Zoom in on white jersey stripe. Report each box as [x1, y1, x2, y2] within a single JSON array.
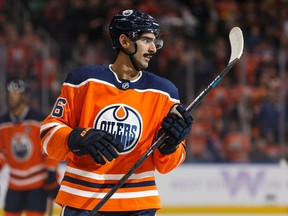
[[66, 166, 155, 181], [60, 185, 159, 199], [42, 124, 67, 154]]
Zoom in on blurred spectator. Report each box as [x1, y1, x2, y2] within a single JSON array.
[[86, 0, 106, 42], [192, 46, 215, 95], [249, 137, 273, 163], [254, 79, 284, 142], [165, 35, 190, 103], [223, 119, 251, 162], [69, 33, 94, 67], [4, 22, 31, 80], [186, 123, 213, 162]]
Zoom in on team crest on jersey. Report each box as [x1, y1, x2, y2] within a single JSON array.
[[94, 104, 142, 153], [11, 133, 33, 162]]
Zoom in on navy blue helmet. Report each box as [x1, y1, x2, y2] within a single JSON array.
[[109, 10, 163, 50], [7, 79, 27, 93]]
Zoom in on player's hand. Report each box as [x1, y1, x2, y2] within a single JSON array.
[[68, 127, 123, 165], [157, 104, 193, 155], [44, 170, 60, 199]]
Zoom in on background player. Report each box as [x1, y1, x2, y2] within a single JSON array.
[[40, 9, 193, 216], [0, 79, 60, 216]]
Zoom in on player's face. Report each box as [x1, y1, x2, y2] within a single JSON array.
[[6, 91, 25, 111], [133, 33, 157, 69]]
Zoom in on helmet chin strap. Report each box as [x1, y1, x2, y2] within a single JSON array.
[[120, 42, 141, 71]]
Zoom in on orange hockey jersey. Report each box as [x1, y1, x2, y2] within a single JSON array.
[[0, 107, 58, 191], [40, 64, 187, 211]]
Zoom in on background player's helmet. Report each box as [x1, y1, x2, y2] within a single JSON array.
[[109, 9, 163, 50], [7, 79, 27, 93]]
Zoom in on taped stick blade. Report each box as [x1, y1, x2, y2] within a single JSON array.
[[228, 27, 244, 64]]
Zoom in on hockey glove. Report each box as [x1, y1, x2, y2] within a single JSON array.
[[158, 104, 193, 155], [44, 170, 60, 199], [68, 127, 123, 165]]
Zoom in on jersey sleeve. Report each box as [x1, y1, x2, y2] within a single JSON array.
[[153, 141, 186, 174], [40, 72, 81, 162], [43, 151, 60, 170], [150, 82, 187, 174]]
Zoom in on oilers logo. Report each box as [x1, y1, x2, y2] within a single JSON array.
[[94, 104, 142, 153], [11, 133, 33, 162]]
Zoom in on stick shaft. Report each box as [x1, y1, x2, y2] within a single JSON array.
[[186, 58, 238, 112], [47, 197, 54, 216]]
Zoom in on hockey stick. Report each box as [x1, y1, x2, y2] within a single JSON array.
[[46, 197, 54, 216], [90, 26, 244, 216]]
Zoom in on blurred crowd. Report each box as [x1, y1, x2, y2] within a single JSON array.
[[0, 0, 288, 163]]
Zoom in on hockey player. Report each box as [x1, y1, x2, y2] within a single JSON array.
[[40, 9, 193, 216], [0, 79, 60, 216]]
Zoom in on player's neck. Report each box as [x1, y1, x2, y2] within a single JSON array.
[[10, 104, 28, 119], [111, 57, 140, 80]]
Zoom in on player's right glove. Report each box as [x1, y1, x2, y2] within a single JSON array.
[[68, 127, 123, 165], [157, 104, 193, 155]]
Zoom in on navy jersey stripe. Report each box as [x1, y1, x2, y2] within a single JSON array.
[[63, 175, 156, 189]]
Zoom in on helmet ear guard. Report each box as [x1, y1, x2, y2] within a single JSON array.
[[109, 9, 163, 50]]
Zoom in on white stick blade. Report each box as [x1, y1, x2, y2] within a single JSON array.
[[228, 27, 244, 63]]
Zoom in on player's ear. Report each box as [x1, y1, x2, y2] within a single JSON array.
[[119, 34, 130, 48]]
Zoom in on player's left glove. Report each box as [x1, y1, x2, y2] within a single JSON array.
[[44, 170, 60, 199], [157, 104, 193, 155], [68, 127, 123, 165]]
